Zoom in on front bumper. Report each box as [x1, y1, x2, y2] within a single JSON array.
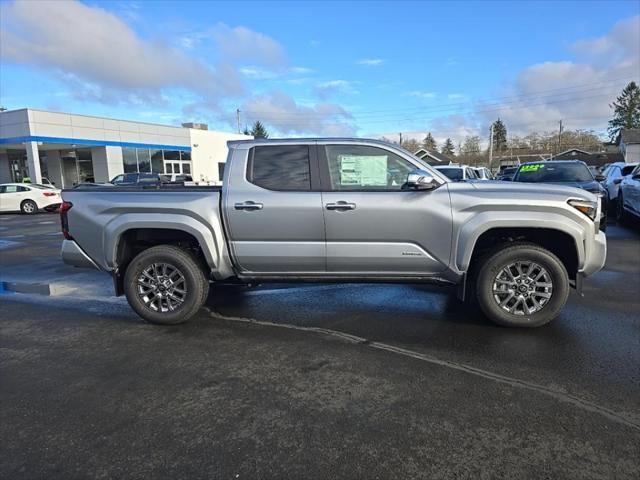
[[61, 239, 100, 270], [579, 230, 607, 277]]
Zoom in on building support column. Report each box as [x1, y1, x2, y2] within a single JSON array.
[[25, 141, 43, 184], [46, 150, 63, 188]]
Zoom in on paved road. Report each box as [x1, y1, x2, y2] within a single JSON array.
[[1, 212, 639, 479]]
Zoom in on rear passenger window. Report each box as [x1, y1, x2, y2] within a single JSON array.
[[250, 145, 311, 191]]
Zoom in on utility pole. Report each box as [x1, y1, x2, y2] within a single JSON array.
[[557, 119, 563, 156], [399, 132, 403, 145], [236, 109, 241, 134], [488, 123, 494, 173]]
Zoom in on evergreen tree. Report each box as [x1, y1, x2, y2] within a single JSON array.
[[441, 138, 455, 156], [250, 120, 269, 139], [608, 81, 640, 141], [242, 126, 250, 135], [491, 118, 508, 152], [422, 132, 437, 151]]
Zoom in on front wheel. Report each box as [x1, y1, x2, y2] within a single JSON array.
[[475, 243, 569, 328], [124, 245, 209, 325], [20, 200, 38, 214]]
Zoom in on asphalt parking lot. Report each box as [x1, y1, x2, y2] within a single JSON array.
[[1, 212, 639, 479]]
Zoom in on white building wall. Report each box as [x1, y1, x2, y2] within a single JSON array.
[[27, 109, 191, 148], [624, 144, 640, 163], [188, 129, 252, 183]]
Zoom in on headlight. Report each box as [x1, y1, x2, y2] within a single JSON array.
[[568, 199, 598, 221]]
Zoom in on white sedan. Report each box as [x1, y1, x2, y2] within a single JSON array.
[[0, 183, 62, 214]]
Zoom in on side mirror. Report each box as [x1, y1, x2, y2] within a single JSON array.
[[406, 169, 439, 190], [595, 174, 605, 182], [633, 174, 640, 181], [613, 178, 623, 185]]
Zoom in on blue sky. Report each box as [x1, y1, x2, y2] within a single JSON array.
[[1, 0, 639, 144]]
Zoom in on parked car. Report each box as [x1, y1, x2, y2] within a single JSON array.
[[110, 173, 169, 186], [61, 138, 606, 329], [0, 183, 62, 214], [432, 165, 478, 181], [472, 167, 493, 180], [512, 160, 608, 230], [159, 174, 193, 183], [617, 163, 640, 223], [601, 162, 638, 202], [497, 167, 518, 181]]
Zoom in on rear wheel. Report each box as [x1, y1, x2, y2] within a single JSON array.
[[474, 243, 569, 328], [124, 245, 209, 325], [20, 199, 38, 214]]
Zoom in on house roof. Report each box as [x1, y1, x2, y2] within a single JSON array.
[[621, 128, 640, 145], [413, 148, 453, 163]]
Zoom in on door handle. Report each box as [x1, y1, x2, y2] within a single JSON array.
[[325, 201, 356, 211], [234, 201, 263, 211]]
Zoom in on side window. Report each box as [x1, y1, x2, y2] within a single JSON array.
[[111, 175, 124, 184], [324, 145, 415, 191], [250, 145, 311, 191], [18, 186, 30, 192], [4, 185, 19, 193], [124, 173, 138, 183], [0, 186, 6, 193]]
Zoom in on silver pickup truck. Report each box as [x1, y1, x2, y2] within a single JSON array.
[[60, 138, 606, 328]]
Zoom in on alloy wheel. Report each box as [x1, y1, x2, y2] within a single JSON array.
[[492, 261, 553, 316], [136, 262, 187, 312]]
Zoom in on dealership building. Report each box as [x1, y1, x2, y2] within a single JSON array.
[[0, 108, 251, 187]]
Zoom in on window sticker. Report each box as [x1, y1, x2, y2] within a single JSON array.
[[520, 164, 545, 173], [339, 155, 388, 186]]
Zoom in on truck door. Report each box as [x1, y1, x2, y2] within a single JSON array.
[[318, 143, 452, 274], [224, 143, 325, 273]]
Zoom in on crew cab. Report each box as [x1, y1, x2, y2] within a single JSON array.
[[60, 139, 607, 328]]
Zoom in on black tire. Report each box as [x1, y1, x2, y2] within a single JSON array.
[[124, 245, 209, 325], [474, 243, 569, 328], [20, 199, 38, 215]]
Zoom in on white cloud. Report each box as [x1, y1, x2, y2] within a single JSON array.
[[315, 80, 359, 99], [480, 15, 640, 136], [290, 66, 314, 74], [242, 91, 356, 136], [407, 91, 438, 100], [0, 0, 243, 101], [448, 93, 465, 100], [211, 22, 286, 66], [357, 58, 385, 66]]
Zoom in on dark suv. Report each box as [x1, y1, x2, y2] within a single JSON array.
[[110, 173, 167, 186], [512, 160, 607, 229]]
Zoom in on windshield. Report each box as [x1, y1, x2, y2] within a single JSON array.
[[435, 168, 463, 181], [514, 163, 593, 183]]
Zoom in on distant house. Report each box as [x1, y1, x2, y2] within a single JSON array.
[[552, 148, 623, 167], [619, 128, 640, 163], [413, 148, 453, 165]]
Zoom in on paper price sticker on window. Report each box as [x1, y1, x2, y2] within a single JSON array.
[[339, 155, 388, 186], [520, 164, 545, 172]]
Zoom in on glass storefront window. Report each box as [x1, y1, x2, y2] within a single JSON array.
[[137, 149, 151, 172], [180, 151, 191, 161], [182, 163, 191, 174], [163, 150, 180, 161], [151, 150, 163, 173], [122, 148, 137, 173]]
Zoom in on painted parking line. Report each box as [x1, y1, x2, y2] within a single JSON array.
[[38, 221, 56, 225]]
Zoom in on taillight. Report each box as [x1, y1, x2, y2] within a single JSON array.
[[60, 201, 73, 240], [43, 191, 57, 197]]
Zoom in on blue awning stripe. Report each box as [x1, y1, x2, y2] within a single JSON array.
[[0, 135, 191, 151]]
